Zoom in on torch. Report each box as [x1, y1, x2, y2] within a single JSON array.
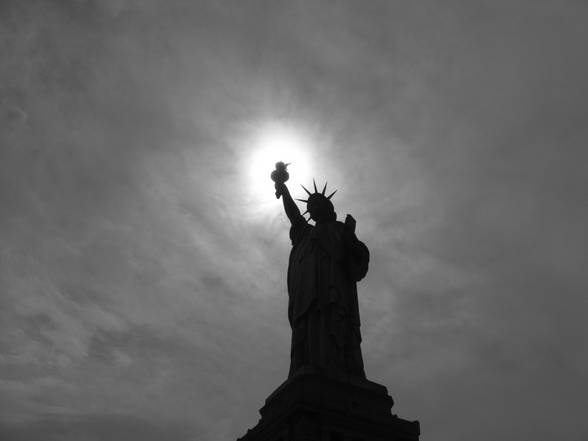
[[270, 161, 290, 198]]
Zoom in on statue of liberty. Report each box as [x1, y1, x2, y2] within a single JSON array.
[[272, 163, 370, 379]]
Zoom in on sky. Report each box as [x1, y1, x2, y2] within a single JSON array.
[[1, 1, 587, 440]]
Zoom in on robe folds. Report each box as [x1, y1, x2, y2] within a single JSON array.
[[287, 217, 369, 378]]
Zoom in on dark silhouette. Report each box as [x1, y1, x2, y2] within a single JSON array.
[[270, 161, 290, 197], [275, 178, 369, 379], [237, 164, 420, 441]]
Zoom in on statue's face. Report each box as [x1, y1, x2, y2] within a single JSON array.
[[307, 195, 335, 222]]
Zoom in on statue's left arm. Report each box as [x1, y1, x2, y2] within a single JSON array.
[[275, 182, 305, 226]]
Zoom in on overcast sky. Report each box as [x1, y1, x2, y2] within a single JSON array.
[[1, 1, 587, 440]]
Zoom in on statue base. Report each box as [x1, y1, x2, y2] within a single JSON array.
[[237, 367, 420, 441]]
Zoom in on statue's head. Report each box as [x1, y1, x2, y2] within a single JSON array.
[[297, 180, 337, 223], [307, 193, 336, 222]]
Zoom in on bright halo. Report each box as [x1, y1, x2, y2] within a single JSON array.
[[247, 121, 313, 203]]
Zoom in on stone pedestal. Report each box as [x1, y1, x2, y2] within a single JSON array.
[[237, 368, 420, 441]]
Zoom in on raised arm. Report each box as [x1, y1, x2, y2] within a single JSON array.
[[275, 182, 305, 226]]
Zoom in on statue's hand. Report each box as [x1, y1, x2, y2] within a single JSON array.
[[344, 214, 356, 235], [275, 182, 288, 199], [343, 214, 357, 247]]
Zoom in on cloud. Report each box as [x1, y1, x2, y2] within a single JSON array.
[[0, 414, 195, 441], [1, 1, 588, 441]]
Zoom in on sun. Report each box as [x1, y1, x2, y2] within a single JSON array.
[[246, 121, 314, 203]]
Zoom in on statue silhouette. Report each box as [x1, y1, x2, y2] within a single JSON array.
[[274, 173, 369, 379], [238, 166, 419, 441]]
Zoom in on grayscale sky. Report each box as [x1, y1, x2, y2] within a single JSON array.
[[1, 1, 587, 440]]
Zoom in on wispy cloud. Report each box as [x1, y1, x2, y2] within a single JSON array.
[[1, 1, 587, 440]]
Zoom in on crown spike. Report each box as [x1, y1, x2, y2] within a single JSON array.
[[322, 181, 327, 195], [301, 210, 309, 216], [313, 178, 318, 193], [301, 184, 312, 196], [296, 198, 308, 203], [327, 190, 337, 200]]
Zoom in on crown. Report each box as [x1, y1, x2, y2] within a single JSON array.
[[296, 179, 337, 217]]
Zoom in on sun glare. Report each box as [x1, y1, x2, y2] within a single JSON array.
[[247, 121, 314, 204]]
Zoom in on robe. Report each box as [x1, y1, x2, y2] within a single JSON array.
[[287, 217, 369, 378]]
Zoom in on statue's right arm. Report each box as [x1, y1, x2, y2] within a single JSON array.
[[275, 182, 305, 225]]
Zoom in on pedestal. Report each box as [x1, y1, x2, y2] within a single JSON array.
[[237, 368, 420, 441]]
